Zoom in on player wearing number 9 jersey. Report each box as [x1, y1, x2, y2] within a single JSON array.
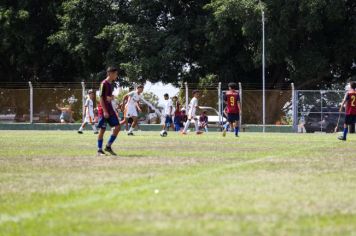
[[223, 82, 241, 137], [338, 81, 356, 141]]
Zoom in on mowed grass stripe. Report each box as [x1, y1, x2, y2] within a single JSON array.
[[0, 155, 273, 225], [0, 131, 356, 235]]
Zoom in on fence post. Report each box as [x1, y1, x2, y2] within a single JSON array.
[[81, 81, 86, 121], [239, 82, 242, 128], [218, 82, 222, 127], [291, 83, 297, 132], [185, 82, 189, 111], [28, 81, 33, 124], [81, 81, 85, 122]]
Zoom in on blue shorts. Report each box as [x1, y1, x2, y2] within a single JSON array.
[[165, 115, 173, 125], [174, 116, 181, 124], [227, 113, 240, 123], [345, 115, 356, 125], [97, 115, 119, 130]]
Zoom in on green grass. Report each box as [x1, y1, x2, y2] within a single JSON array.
[[0, 131, 356, 236]]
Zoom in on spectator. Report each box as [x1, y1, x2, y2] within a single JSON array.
[[56, 104, 73, 123], [199, 111, 209, 132]]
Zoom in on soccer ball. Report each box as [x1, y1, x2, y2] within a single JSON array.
[[160, 130, 168, 137]]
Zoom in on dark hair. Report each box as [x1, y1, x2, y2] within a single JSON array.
[[88, 89, 94, 94], [137, 84, 144, 89], [192, 90, 199, 95], [228, 82, 237, 90], [164, 93, 169, 97], [106, 66, 118, 73], [351, 81, 356, 89]]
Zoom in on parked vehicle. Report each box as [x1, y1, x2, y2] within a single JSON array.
[[195, 106, 226, 127], [0, 107, 16, 122], [304, 107, 344, 133]]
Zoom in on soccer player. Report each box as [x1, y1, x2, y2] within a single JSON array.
[[78, 89, 98, 134], [97, 67, 120, 156], [199, 111, 209, 132], [181, 90, 203, 135], [223, 82, 241, 137], [162, 93, 173, 131], [180, 109, 188, 131], [125, 85, 144, 136], [338, 81, 356, 141], [172, 96, 182, 131], [120, 86, 134, 131]]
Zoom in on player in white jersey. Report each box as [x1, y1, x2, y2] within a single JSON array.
[[125, 84, 144, 135], [181, 90, 203, 135], [78, 90, 98, 134], [162, 93, 174, 131]]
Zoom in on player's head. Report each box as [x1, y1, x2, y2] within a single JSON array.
[[172, 96, 177, 101], [88, 89, 95, 99], [129, 86, 134, 92], [192, 90, 200, 98], [228, 82, 237, 90], [201, 111, 207, 116], [181, 109, 186, 114], [136, 84, 144, 94], [106, 66, 118, 81], [351, 81, 356, 90], [164, 93, 169, 100]]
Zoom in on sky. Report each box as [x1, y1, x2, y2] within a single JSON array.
[[143, 81, 180, 107]]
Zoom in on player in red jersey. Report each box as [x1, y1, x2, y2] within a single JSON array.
[[338, 81, 356, 141], [222, 82, 241, 137], [96, 67, 120, 155]]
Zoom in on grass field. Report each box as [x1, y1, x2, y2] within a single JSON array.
[[0, 131, 356, 236]]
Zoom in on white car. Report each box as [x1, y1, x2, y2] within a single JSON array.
[[195, 106, 226, 126]]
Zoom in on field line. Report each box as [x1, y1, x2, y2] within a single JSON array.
[[0, 156, 274, 225]]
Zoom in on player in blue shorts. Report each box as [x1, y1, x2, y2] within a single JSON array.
[[96, 67, 120, 156]]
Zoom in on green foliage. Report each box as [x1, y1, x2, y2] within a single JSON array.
[[0, 0, 355, 88]]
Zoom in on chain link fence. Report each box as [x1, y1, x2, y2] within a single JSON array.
[[296, 90, 345, 133], [0, 82, 350, 133]]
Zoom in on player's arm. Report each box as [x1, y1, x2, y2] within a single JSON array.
[[223, 93, 227, 105], [339, 93, 348, 112], [83, 99, 89, 116], [56, 104, 64, 111], [135, 102, 142, 112], [237, 94, 241, 114]]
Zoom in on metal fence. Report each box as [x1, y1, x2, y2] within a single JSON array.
[[0, 82, 349, 132], [295, 90, 345, 133]]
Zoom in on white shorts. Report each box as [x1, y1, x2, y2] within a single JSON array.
[[188, 109, 196, 119], [125, 105, 138, 117], [84, 116, 94, 123]]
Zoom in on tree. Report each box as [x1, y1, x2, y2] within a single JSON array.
[[0, 1, 80, 82]]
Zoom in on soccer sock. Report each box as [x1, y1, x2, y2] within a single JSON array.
[[343, 127, 348, 139], [194, 120, 199, 132], [205, 127, 208, 132], [235, 126, 239, 136], [128, 127, 133, 133], [79, 126, 83, 131], [107, 135, 117, 147], [98, 139, 103, 150], [91, 125, 97, 132], [183, 120, 191, 132]]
